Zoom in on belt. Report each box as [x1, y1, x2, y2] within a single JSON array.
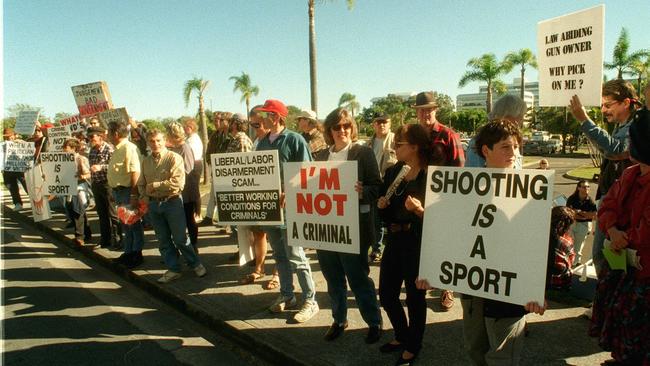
[[113, 185, 130, 190], [149, 195, 180, 202], [388, 223, 412, 233]]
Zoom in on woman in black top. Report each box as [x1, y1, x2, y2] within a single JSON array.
[[377, 123, 432, 366]]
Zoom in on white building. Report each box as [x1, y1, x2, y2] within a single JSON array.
[[456, 78, 539, 112]]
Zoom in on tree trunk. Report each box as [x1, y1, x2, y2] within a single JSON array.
[[308, 1, 318, 114], [486, 80, 493, 114], [245, 97, 251, 120], [198, 95, 209, 184], [520, 66, 525, 100], [617, 69, 623, 79]]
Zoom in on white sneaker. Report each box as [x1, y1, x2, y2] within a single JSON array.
[[194, 264, 207, 277], [293, 301, 319, 323], [268, 295, 297, 313], [157, 271, 182, 283], [14, 204, 22, 211]]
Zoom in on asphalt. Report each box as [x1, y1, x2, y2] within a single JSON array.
[[1, 189, 611, 366]]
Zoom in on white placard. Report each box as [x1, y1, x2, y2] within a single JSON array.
[[25, 164, 51, 222], [47, 126, 72, 151], [71, 81, 113, 117], [419, 167, 554, 306], [537, 5, 605, 106], [58, 114, 83, 134], [284, 161, 360, 254], [3, 141, 35, 172], [211, 151, 283, 225], [14, 110, 40, 136], [40, 152, 78, 196], [237, 226, 255, 266]]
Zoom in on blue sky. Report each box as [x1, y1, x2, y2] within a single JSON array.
[[3, 0, 648, 121]]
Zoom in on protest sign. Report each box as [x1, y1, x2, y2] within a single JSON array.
[[25, 164, 51, 222], [71, 81, 113, 117], [47, 126, 72, 151], [284, 161, 360, 254], [14, 110, 40, 136], [419, 167, 554, 306], [40, 152, 77, 196], [98, 107, 129, 127], [4, 141, 35, 172], [537, 5, 605, 106], [211, 151, 283, 225], [0, 142, 4, 171], [58, 114, 84, 134]]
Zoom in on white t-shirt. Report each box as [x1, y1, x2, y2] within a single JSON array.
[[187, 133, 203, 160]]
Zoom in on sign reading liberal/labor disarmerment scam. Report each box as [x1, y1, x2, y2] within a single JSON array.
[[4, 141, 35, 172], [419, 167, 554, 306], [284, 161, 360, 255], [211, 151, 282, 225], [537, 5, 604, 106], [40, 152, 78, 196]]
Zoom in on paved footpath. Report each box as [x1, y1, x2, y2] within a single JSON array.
[[1, 189, 610, 366]]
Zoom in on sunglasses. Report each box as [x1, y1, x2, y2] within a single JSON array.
[[257, 111, 276, 119], [332, 123, 352, 132]]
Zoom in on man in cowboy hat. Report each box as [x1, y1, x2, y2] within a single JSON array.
[[413, 91, 465, 311]]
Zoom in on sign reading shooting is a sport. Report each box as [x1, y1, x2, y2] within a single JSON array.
[[71, 81, 113, 117], [211, 151, 282, 225], [537, 5, 605, 106], [418, 167, 554, 306], [284, 161, 360, 255], [40, 152, 78, 196]]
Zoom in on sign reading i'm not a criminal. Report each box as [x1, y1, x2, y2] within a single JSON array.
[[211, 151, 282, 225], [418, 167, 554, 306]]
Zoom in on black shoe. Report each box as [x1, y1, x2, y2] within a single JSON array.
[[84, 233, 93, 243], [379, 341, 403, 353], [100, 242, 111, 248], [324, 322, 348, 341], [126, 251, 143, 269], [113, 252, 132, 265], [365, 325, 382, 344], [65, 221, 75, 229], [395, 352, 417, 366], [199, 217, 213, 226]]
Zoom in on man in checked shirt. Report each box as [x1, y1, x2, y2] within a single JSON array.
[[88, 126, 121, 249], [413, 91, 465, 311]]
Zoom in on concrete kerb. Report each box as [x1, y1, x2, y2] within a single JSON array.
[[2, 205, 315, 366]]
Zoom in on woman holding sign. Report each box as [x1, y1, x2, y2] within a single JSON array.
[[376, 123, 432, 366], [313, 108, 383, 344]]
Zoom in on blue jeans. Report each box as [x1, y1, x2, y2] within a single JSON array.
[[148, 197, 201, 272], [112, 187, 145, 254], [264, 226, 316, 303]]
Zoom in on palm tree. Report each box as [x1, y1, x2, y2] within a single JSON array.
[[229, 72, 260, 119], [308, 0, 354, 114], [183, 76, 210, 182], [504, 48, 537, 101], [338, 93, 360, 117], [625, 55, 649, 92], [605, 28, 649, 79], [458, 53, 509, 114]]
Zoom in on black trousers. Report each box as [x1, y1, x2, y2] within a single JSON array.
[[379, 231, 427, 355], [184, 201, 198, 247], [91, 181, 121, 246], [3, 171, 27, 205]]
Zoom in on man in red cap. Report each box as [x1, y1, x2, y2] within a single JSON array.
[[255, 99, 319, 323]]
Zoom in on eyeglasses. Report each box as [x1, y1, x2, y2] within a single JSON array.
[[374, 120, 389, 124], [395, 141, 409, 147], [250, 123, 261, 128], [331, 123, 352, 132], [601, 100, 621, 109], [257, 111, 276, 119]]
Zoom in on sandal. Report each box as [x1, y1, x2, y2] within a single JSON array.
[[265, 274, 280, 290], [240, 271, 265, 284]]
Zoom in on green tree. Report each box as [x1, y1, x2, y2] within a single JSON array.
[[504, 48, 537, 100], [452, 109, 488, 134], [359, 94, 415, 131], [229, 72, 260, 119], [433, 93, 455, 127], [605, 28, 649, 79], [6, 103, 42, 118], [338, 92, 360, 117], [458, 53, 509, 114], [54, 112, 74, 122], [140, 118, 165, 132], [183, 76, 211, 182], [286, 105, 303, 132], [538, 107, 580, 154], [308, 0, 354, 114], [625, 55, 649, 93]]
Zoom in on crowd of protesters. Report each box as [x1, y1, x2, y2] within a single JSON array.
[[2, 80, 649, 365]]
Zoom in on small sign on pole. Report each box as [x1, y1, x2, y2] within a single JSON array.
[[14, 110, 40, 136], [419, 167, 554, 306], [284, 161, 360, 254], [537, 5, 605, 106]]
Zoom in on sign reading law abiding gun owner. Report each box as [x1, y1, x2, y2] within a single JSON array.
[[40, 152, 78, 196], [419, 167, 554, 306], [211, 151, 282, 225], [14, 110, 40, 136], [47, 126, 72, 151], [71, 81, 113, 117], [284, 161, 360, 255], [4, 141, 35, 172], [537, 5, 604, 106]]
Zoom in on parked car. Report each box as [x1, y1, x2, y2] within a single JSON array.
[[523, 140, 553, 155], [547, 139, 562, 153], [531, 131, 550, 142]]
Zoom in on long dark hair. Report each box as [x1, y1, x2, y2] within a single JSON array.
[[395, 123, 434, 166], [550, 206, 575, 238]]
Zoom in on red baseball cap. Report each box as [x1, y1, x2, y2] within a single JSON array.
[[256, 99, 288, 118]]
